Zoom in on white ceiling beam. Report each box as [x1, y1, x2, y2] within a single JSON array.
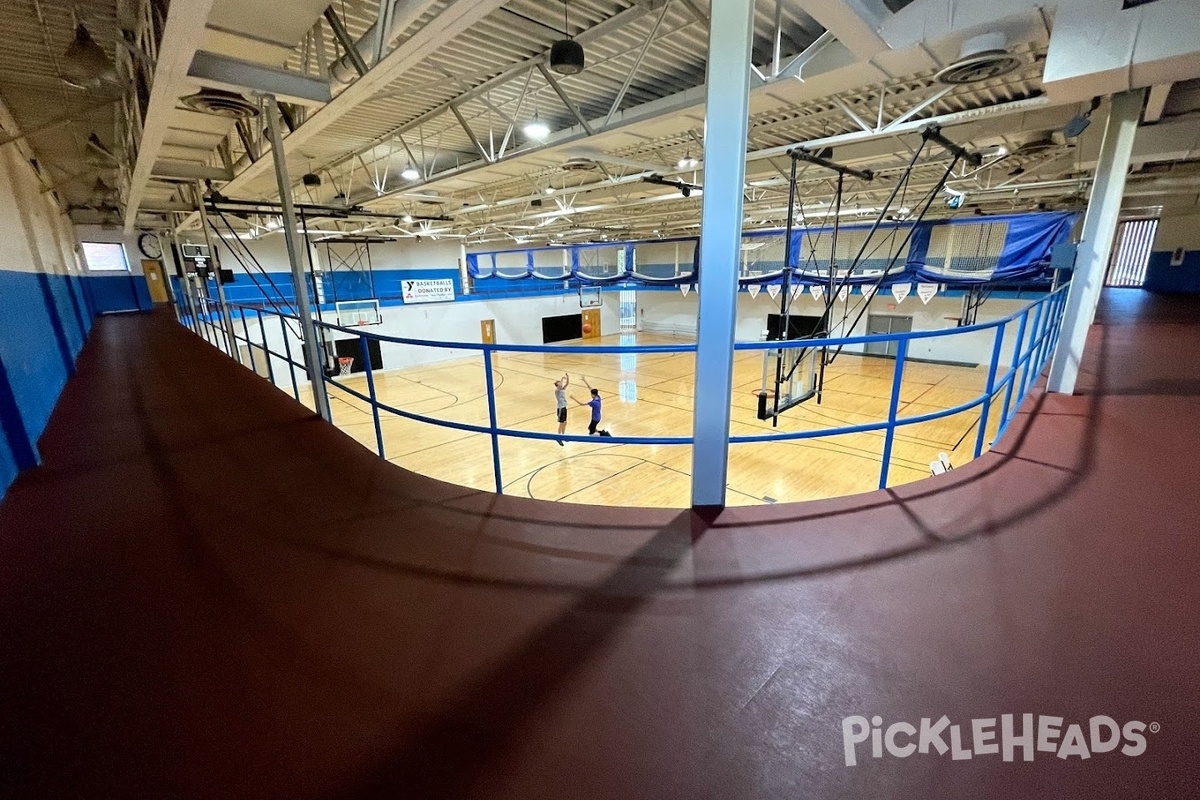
[[152, 160, 234, 182], [188, 51, 332, 106], [214, 0, 511, 200], [123, 0, 217, 232], [1144, 83, 1172, 124], [793, 0, 889, 60]]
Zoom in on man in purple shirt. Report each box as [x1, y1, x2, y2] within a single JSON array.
[[572, 377, 605, 435]]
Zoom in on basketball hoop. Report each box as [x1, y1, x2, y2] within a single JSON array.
[[338, 357, 354, 376]]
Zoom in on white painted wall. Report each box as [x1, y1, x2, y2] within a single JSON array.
[[0, 147, 80, 277], [241, 291, 621, 387], [637, 288, 1040, 367], [1153, 210, 1200, 251]]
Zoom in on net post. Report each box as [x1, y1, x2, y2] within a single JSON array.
[[256, 309, 275, 384], [279, 315, 300, 401], [482, 346, 504, 494], [974, 321, 1007, 458], [360, 333, 386, 459], [878, 338, 908, 489]]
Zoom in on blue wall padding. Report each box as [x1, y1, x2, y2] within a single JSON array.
[[0, 269, 97, 495], [1144, 251, 1200, 293]]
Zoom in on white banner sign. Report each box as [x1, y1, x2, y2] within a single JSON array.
[[402, 278, 455, 304], [680, 283, 690, 296], [747, 284, 761, 298], [790, 284, 801, 299], [860, 285, 876, 301], [767, 284, 781, 300], [809, 284, 825, 302], [891, 283, 912, 304], [837, 285, 849, 302], [917, 282, 939, 304]]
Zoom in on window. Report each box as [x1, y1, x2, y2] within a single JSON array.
[[81, 242, 130, 272], [1105, 219, 1158, 288]]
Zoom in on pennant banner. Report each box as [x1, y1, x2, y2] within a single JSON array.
[[860, 285, 876, 301], [790, 284, 801, 299], [766, 284, 781, 300], [680, 284, 690, 297], [747, 284, 761, 298], [809, 284, 825, 302], [837, 285, 849, 302], [891, 283, 912, 304], [917, 282, 939, 304]]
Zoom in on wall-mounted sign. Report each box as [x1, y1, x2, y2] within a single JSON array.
[[402, 278, 455, 304], [1171, 247, 1185, 266]]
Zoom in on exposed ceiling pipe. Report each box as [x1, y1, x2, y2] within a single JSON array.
[[329, 0, 440, 85]]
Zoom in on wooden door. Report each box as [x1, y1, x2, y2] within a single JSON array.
[[141, 259, 169, 303], [582, 308, 601, 340], [480, 319, 496, 344]]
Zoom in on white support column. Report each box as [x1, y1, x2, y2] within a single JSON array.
[[264, 95, 333, 422], [1047, 89, 1144, 395], [690, 0, 755, 508]]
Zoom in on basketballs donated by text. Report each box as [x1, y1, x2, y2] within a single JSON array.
[[841, 714, 1158, 766], [402, 279, 455, 304]]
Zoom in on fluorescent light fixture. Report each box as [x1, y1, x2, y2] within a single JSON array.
[[677, 153, 698, 169], [401, 165, 420, 180], [524, 113, 551, 140], [544, 187, 555, 195], [995, 145, 1008, 157], [402, 214, 414, 223]]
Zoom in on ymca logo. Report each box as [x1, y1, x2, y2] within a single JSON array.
[[841, 714, 1158, 766]]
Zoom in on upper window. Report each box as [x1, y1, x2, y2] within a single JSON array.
[[81, 242, 130, 272]]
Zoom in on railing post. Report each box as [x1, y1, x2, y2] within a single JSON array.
[[280, 316, 300, 401], [878, 338, 908, 489], [1000, 311, 1029, 426], [360, 333, 386, 458], [482, 347, 503, 494], [974, 321, 1007, 458], [1021, 297, 1048, 399], [256, 309, 275, 385]]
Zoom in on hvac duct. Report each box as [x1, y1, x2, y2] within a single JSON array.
[[329, 0, 440, 84]]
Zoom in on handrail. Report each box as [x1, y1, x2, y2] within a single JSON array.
[[174, 282, 1070, 504]]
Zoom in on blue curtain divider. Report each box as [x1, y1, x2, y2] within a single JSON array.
[[466, 211, 1077, 289]]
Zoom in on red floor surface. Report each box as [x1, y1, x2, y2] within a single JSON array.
[[1, 291, 1198, 798]]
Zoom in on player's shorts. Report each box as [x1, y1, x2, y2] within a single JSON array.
[[557, 407, 567, 424]]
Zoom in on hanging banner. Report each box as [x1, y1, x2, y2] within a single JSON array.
[[837, 285, 849, 302], [680, 283, 690, 297], [790, 284, 801, 299], [891, 283, 912, 304], [860, 285, 876, 301], [402, 278, 455, 304], [809, 284, 825, 302], [917, 283, 939, 304], [747, 284, 761, 298], [766, 284, 781, 300]]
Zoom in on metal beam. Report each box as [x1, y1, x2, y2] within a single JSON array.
[[264, 96, 332, 421], [1048, 89, 1144, 395], [449, 104, 493, 163], [537, 63, 596, 136], [123, 0, 217, 232], [212, 0, 510, 202], [188, 51, 332, 106], [691, 0, 755, 508], [1144, 82, 1171, 124], [152, 160, 234, 182], [324, 6, 369, 77], [793, 0, 889, 59], [605, 1, 673, 128]]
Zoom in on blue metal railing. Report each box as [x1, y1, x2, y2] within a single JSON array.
[[173, 283, 1070, 500]]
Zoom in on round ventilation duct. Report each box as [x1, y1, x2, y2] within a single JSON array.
[[180, 89, 259, 119], [561, 157, 599, 171], [935, 33, 1021, 85]]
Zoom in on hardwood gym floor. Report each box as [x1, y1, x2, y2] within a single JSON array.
[[317, 333, 1005, 507]]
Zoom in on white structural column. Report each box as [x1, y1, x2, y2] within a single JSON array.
[[690, 0, 756, 508], [264, 95, 333, 422], [1047, 89, 1144, 395]]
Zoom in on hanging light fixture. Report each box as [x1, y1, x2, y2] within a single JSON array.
[[401, 164, 420, 180], [523, 112, 551, 140], [550, 1, 585, 75], [677, 151, 698, 170]]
